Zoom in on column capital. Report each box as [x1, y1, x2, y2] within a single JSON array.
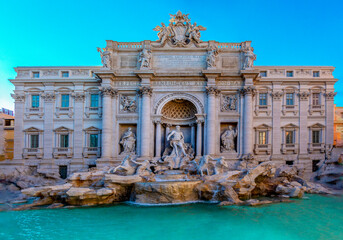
[[11, 93, 25, 102], [324, 92, 336, 100], [100, 86, 117, 97], [298, 91, 310, 101], [71, 92, 85, 102], [240, 86, 256, 96], [206, 86, 220, 96], [271, 91, 283, 100], [137, 86, 153, 97], [41, 92, 56, 102]]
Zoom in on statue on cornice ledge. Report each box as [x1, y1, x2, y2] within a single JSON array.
[[97, 47, 112, 69], [243, 46, 256, 70], [138, 46, 152, 69]]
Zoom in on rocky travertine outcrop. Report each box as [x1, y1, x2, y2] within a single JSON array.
[[1, 157, 336, 211], [315, 153, 343, 189]]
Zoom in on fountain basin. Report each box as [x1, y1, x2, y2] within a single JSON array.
[[132, 180, 202, 204]]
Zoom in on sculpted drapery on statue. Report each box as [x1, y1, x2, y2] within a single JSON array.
[[153, 10, 206, 47], [120, 128, 136, 155], [221, 126, 237, 152], [167, 125, 187, 157], [243, 46, 256, 70], [97, 47, 112, 69], [138, 47, 152, 69], [206, 46, 219, 69]]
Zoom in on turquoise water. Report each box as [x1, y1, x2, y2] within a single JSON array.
[[0, 195, 342, 240]]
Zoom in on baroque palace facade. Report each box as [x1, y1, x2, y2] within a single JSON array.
[[8, 12, 337, 177]]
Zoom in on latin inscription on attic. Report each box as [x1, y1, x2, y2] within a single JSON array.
[[153, 55, 206, 70]]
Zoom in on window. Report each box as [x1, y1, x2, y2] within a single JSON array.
[[312, 93, 320, 105], [312, 130, 320, 143], [286, 71, 293, 77], [90, 94, 99, 107], [30, 134, 39, 148], [259, 131, 267, 144], [90, 134, 98, 147], [60, 134, 69, 148], [312, 160, 320, 172], [33, 72, 40, 78], [286, 161, 294, 166], [31, 95, 40, 108], [313, 71, 320, 77], [4, 119, 12, 126], [285, 130, 294, 144], [61, 94, 70, 108], [62, 71, 69, 78], [260, 71, 267, 77], [259, 93, 267, 106], [286, 93, 294, 105]]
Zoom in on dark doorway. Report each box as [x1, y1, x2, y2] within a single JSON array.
[[286, 161, 294, 166], [59, 165, 68, 179]]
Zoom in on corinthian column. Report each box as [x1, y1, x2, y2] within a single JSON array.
[[155, 120, 161, 157], [206, 87, 220, 155], [100, 86, 116, 160], [196, 119, 203, 157], [242, 86, 255, 155], [138, 87, 152, 158]]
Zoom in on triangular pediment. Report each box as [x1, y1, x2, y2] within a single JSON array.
[[54, 126, 73, 132], [84, 126, 101, 132], [254, 124, 272, 129], [282, 123, 298, 129], [24, 127, 43, 132], [309, 123, 325, 128]]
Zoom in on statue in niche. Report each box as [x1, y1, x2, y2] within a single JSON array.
[[138, 47, 152, 69], [167, 125, 187, 157], [120, 95, 136, 113], [188, 22, 206, 43], [160, 125, 194, 169], [221, 126, 237, 152], [97, 47, 111, 69], [243, 47, 256, 69], [120, 128, 136, 155], [206, 47, 218, 69]]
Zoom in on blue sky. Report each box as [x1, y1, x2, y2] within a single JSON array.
[[0, 0, 342, 110]]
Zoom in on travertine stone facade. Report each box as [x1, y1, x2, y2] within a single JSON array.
[[8, 12, 337, 177]]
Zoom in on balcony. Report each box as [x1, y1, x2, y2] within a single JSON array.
[[53, 147, 73, 158], [254, 144, 271, 155], [55, 107, 73, 118], [282, 105, 299, 116], [85, 106, 102, 118], [23, 148, 43, 159], [254, 105, 271, 116], [83, 147, 101, 158], [281, 143, 298, 154], [308, 143, 325, 153], [25, 107, 44, 119], [309, 105, 324, 116]]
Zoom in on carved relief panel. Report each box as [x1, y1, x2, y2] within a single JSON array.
[[221, 94, 238, 112], [119, 94, 137, 113]]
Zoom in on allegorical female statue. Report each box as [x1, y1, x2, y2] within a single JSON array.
[[221, 126, 237, 152], [120, 128, 136, 155]]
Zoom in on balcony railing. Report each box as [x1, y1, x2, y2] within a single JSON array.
[[309, 104, 324, 115], [85, 106, 102, 118], [308, 143, 325, 153], [282, 105, 299, 116], [53, 147, 73, 158], [25, 107, 44, 119], [23, 148, 43, 159], [55, 107, 73, 118], [254, 105, 271, 116], [83, 147, 101, 158], [281, 143, 299, 154], [254, 144, 271, 155]]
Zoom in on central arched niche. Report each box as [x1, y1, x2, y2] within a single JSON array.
[[160, 99, 198, 155], [161, 99, 197, 123]]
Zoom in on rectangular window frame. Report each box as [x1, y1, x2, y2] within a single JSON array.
[[258, 131, 267, 144], [31, 95, 40, 108], [312, 130, 320, 144], [313, 71, 320, 77], [285, 130, 294, 144], [312, 93, 320, 106], [89, 134, 99, 147], [32, 72, 40, 78], [60, 134, 69, 148], [30, 134, 39, 148], [286, 71, 294, 77], [61, 71, 69, 78], [61, 94, 70, 108], [90, 94, 99, 108], [286, 93, 294, 106]]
